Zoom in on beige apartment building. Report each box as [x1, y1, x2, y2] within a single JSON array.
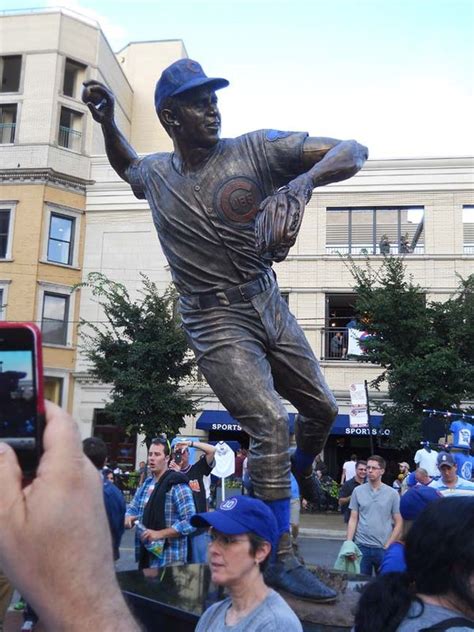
[[2, 9, 472, 472], [0, 8, 184, 434]]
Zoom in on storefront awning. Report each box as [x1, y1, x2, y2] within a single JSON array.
[[196, 410, 388, 436], [330, 414, 388, 436], [196, 410, 296, 434]]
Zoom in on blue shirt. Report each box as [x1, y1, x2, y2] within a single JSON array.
[[450, 420, 473, 449], [429, 476, 474, 497], [103, 480, 126, 560], [126, 475, 196, 567], [380, 541, 406, 574]]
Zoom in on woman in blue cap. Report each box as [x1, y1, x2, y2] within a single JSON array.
[[191, 495, 303, 631]]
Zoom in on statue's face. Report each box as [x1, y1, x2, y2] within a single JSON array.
[[174, 86, 221, 148]]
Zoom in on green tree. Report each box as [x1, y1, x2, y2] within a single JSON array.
[[76, 272, 198, 443], [348, 256, 474, 447]]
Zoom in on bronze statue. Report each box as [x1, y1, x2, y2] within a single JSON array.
[[83, 59, 368, 601]]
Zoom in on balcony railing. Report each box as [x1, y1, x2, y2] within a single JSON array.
[[58, 125, 82, 152], [321, 327, 351, 361], [0, 122, 16, 144]]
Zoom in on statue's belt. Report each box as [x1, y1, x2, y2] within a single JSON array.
[[185, 273, 273, 309]]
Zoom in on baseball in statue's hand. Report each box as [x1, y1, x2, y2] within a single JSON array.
[[81, 81, 113, 122], [81, 84, 106, 109]]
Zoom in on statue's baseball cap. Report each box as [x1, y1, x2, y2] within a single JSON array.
[[155, 59, 229, 112], [190, 496, 278, 549], [437, 452, 456, 468]]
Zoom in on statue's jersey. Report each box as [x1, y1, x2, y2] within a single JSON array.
[[126, 130, 308, 296]]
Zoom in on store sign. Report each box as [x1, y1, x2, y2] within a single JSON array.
[[210, 422, 242, 431], [345, 427, 391, 436]]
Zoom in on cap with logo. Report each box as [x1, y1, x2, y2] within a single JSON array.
[[437, 452, 456, 468], [190, 495, 278, 549], [154, 59, 229, 112]]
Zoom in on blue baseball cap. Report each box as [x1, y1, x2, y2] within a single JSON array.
[[406, 471, 417, 488], [155, 59, 229, 112], [400, 486, 441, 521], [190, 496, 278, 549], [437, 451, 456, 468]]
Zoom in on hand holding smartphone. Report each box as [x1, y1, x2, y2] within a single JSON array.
[[0, 323, 45, 476]]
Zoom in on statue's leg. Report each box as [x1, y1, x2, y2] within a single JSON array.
[[181, 300, 292, 502], [181, 292, 337, 601], [262, 294, 337, 485]]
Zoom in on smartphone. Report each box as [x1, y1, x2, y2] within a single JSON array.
[[174, 449, 182, 464], [0, 323, 45, 476]]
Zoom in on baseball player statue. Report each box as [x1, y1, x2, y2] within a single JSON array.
[[83, 59, 368, 602]]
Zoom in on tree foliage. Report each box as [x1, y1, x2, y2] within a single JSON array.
[[77, 272, 198, 443], [348, 256, 474, 447]]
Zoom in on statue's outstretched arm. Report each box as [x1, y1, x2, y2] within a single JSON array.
[[82, 80, 138, 182]]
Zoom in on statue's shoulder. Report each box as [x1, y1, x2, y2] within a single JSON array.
[[141, 151, 171, 166]]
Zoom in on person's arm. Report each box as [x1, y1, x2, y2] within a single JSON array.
[[338, 482, 352, 507], [340, 465, 347, 485], [82, 80, 138, 182], [0, 401, 139, 632], [124, 482, 145, 528], [385, 512, 403, 548], [346, 509, 359, 542], [285, 136, 368, 203], [175, 440, 216, 467]]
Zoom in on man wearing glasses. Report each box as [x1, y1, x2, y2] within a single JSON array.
[[346, 455, 402, 576], [428, 452, 474, 497], [125, 438, 196, 568]]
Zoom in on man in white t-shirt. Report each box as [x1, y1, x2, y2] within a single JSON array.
[[340, 454, 357, 484], [414, 442, 439, 478]]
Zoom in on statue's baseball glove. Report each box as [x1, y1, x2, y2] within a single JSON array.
[[255, 185, 310, 262]]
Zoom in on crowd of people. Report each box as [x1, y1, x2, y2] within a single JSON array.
[[0, 403, 472, 631]]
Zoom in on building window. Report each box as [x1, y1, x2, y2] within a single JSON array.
[[58, 107, 83, 152], [280, 291, 289, 305], [0, 104, 17, 144], [0, 55, 21, 93], [463, 206, 474, 255], [42, 293, 69, 346], [63, 58, 86, 98], [321, 293, 357, 360], [0, 210, 11, 259], [326, 207, 424, 255], [47, 213, 75, 265], [93, 409, 136, 471], [44, 376, 64, 405]]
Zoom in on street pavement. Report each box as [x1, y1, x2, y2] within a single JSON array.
[[4, 511, 346, 630]]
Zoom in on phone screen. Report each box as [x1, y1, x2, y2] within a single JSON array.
[[0, 325, 43, 474]]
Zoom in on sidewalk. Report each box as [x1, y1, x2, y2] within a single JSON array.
[[299, 510, 347, 539]]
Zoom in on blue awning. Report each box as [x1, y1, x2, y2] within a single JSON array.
[[196, 410, 387, 436], [196, 410, 295, 434], [330, 414, 388, 436]]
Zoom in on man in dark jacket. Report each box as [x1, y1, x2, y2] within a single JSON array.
[[83, 437, 126, 560]]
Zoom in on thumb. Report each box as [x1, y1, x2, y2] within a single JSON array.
[[0, 442, 24, 522]]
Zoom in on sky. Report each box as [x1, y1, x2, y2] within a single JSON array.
[[4, 0, 474, 158]]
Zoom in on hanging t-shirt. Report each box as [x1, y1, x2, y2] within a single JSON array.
[[414, 448, 439, 477], [450, 421, 473, 449], [453, 452, 473, 481]]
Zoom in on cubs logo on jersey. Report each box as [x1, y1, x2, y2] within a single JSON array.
[[214, 176, 263, 227]]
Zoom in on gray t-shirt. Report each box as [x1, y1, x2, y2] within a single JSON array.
[[349, 482, 400, 547], [396, 601, 474, 631], [195, 589, 303, 632]]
